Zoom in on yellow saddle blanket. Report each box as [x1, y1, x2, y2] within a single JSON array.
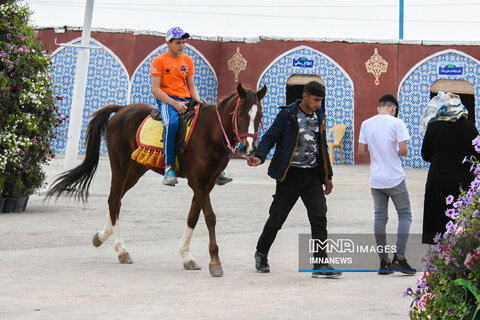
[[131, 107, 199, 168]]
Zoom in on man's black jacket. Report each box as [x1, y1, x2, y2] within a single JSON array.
[[254, 99, 333, 183]]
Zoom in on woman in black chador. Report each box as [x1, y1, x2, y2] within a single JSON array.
[[421, 92, 478, 244]]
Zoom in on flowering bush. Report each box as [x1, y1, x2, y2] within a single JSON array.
[[0, 0, 60, 197], [406, 137, 480, 319]]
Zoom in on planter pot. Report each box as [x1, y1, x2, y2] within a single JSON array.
[[0, 198, 4, 213], [13, 196, 28, 212], [2, 197, 16, 213], [22, 196, 29, 211]]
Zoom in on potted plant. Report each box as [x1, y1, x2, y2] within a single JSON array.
[[405, 137, 480, 319], [0, 175, 5, 212], [0, 0, 60, 213]]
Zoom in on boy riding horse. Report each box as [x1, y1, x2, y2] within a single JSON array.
[[150, 27, 232, 186]]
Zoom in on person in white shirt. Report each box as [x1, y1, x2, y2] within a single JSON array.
[[358, 94, 415, 275]]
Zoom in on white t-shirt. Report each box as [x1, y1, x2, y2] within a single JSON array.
[[359, 114, 410, 189]]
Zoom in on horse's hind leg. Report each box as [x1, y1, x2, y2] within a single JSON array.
[[92, 208, 131, 264], [92, 211, 113, 247], [180, 196, 202, 270], [93, 164, 147, 264]]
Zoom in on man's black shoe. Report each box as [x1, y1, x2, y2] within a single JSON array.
[[312, 263, 342, 278], [254, 251, 270, 273], [378, 257, 393, 275], [390, 254, 416, 275]]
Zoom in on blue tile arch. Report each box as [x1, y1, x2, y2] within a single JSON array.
[[398, 49, 480, 169], [257, 46, 355, 164], [130, 44, 217, 106], [50, 38, 130, 155]]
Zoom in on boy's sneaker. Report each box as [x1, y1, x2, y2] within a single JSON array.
[[216, 172, 233, 186], [312, 263, 342, 278], [254, 251, 270, 273], [390, 254, 416, 275], [378, 258, 393, 275], [163, 168, 178, 186]]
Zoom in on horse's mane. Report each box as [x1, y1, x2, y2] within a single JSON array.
[[217, 93, 236, 111], [217, 87, 257, 112]]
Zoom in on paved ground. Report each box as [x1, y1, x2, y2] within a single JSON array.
[[0, 157, 429, 319]]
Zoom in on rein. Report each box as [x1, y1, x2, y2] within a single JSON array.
[[216, 97, 263, 154]]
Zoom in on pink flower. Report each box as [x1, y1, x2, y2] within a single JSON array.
[[418, 298, 426, 311]]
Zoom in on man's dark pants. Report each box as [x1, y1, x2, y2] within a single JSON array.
[[256, 166, 328, 259]]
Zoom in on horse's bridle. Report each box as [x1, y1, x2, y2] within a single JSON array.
[[216, 97, 263, 154]]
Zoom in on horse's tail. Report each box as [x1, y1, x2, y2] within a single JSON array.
[[46, 105, 123, 202]]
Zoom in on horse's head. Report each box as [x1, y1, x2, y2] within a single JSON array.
[[235, 83, 267, 158]]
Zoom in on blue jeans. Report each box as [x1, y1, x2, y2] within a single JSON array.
[[371, 180, 412, 261], [156, 97, 189, 166]]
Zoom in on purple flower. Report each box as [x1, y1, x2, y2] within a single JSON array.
[[433, 233, 442, 243], [446, 195, 454, 205], [451, 211, 461, 219], [472, 179, 480, 188], [476, 231, 480, 237], [403, 288, 412, 297], [473, 136, 480, 146], [446, 220, 455, 230], [445, 209, 456, 217], [474, 210, 480, 217]]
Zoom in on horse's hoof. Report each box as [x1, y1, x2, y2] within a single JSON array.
[[209, 263, 223, 277], [92, 233, 103, 247], [118, 252, 133, 264], [183, 260, 201, 270]]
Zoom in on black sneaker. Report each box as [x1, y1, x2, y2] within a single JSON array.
[[254, 251, 270, 273], [378, 258, 393, 275], [312, 263, 342, 278], [216, 172, 233, 186], [390, 254, 416, 275]]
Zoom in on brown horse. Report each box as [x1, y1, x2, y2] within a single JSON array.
[[47, 83, 267, 277]]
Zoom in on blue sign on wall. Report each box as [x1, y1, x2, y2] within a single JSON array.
[[292, 54, 315, 68], [438, 62, 464, 77]]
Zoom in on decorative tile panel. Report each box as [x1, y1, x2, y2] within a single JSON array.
[[398, 50, 480, 168], [130, 44, 217, 105], [258, 46, 355, 164], [50, 39, 129, 154]]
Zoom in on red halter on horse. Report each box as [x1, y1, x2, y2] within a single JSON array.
[[46, 83, 267, 277]]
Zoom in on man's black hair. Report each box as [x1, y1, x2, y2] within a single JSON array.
[[303, 81, 326, 98], [379, 94, 399, 108]]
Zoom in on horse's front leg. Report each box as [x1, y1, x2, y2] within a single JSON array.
[[179, 195, 202, 270], [193, 187, 223, 277]]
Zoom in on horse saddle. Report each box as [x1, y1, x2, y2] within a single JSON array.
[[131, 100, 200, 172]]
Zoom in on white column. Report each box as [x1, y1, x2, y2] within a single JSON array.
[[64, 0, 95, 170]]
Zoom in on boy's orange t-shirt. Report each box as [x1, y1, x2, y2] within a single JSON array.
[[150, 52, 194, 99]]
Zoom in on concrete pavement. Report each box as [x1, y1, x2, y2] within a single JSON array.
[[0, 158, 429, 319]]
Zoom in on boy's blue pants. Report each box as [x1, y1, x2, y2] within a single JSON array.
[[156, 97, 189, 166]]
